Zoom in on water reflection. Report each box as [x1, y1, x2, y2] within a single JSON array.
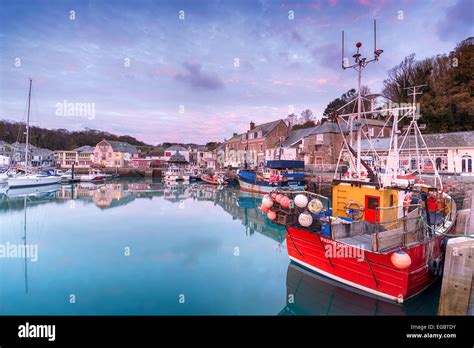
[[0, 179, 438, 315], [280, 262, 440, 316]]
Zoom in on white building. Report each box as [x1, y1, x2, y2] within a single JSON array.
[[0, 154, 10, 167], [360, 131, 474, 176]]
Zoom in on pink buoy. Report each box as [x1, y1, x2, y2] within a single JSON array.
[[271, 192, 278, 200], [280, 196, 290, 208], [267, 211, 277, 220], [391, 250, 412, 270], [275, 194, 283, 203], [260, 205, 270, 213]]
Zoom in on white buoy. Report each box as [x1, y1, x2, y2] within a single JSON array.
[[262, 195, 274, 209], [294, 194, 308, 208], [298, 212, 313, 227]]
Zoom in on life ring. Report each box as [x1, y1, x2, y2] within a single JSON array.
[[344, 200, 364, 220]]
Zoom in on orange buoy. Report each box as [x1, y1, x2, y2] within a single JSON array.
[[391, 250, 412, 270], [280, 196, 290, 208], [267, 211, 277, 220]]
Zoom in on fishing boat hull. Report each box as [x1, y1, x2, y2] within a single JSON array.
[[7, 175, 62, 188], [238, 178, 304, 194], [286, 226, 449, 303]]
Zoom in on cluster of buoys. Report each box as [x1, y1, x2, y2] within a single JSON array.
[[260, 192, 324, 228]]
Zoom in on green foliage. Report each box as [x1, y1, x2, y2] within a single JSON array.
[[0, 120, 149, 150], [382, 38, 474, 132], [292, 120, 316, 130]]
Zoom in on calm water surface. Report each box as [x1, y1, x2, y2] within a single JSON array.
[[0, 178, 440, 315]]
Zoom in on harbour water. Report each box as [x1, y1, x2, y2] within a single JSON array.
[[0, 178, 441, 315]]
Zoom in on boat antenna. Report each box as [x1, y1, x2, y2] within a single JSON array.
[[340, 20, 383, 179]]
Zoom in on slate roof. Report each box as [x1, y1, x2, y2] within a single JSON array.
[[166, 145, 188, 152], [108, 141, 138, 154], [169, 151, 187, 162], [225, 119, 285, 142], [282, 127, 319, 147], [74, 145, 95, 153], [360, 131, 474, 151]]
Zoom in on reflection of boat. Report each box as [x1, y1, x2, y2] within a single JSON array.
[[6, 184, 60, 198], [238, 160, 305, 194], [278, 262, 438, 316]]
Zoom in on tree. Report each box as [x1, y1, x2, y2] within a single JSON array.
[[300, 109, 314, 123], [382, 38, 474, 132], [291, 120, 316, 130], [285, 113, 297, 128]]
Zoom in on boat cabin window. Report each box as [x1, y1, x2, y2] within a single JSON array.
[[367, 197, 379, 210]]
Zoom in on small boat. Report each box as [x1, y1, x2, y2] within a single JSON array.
[[201, 173, 228, 185], [163, 166, 189, 182], [238, 160, 305, 194], [80, 169, 111, 182], [61, 170, 82, 183]]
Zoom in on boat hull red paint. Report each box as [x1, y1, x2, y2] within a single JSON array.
[[286, 227, 445, 303]]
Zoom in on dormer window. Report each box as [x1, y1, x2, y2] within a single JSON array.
[[258, 131, 263, 138], [248, 132, 254, 140], [241, 134, 247, 140]]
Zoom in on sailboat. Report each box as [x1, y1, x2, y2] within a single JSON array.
[[263, 22, 457, 303], [7, 79, 61, 189]]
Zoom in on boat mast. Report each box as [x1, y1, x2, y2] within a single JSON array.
[[25, 78, 32, 172], [341, 20, 383, 178]]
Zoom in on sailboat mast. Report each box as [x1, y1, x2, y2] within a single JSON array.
[[25, 78, 32, 171]]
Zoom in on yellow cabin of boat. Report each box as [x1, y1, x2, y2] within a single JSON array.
[[331, 182, 400, 224]]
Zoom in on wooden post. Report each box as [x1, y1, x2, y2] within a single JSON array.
[[438, 237, 474, 315]]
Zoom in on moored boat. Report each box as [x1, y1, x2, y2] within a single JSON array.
[[238, 160, 305, 194], [163, 166, 189, 182], [262, 26, 457, 303], [6, 79, 61, 189], [201, 173, 228, 185], [80, 169, 111, 182]]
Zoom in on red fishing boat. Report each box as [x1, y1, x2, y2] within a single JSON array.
[[262, 22, 457, 303]]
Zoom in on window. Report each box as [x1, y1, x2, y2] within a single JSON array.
[[248, 133, 254, 140], [316, 134, 323, 143], [369, 128, 375, 137], [241, 134, 247, 140], [258, 131, 263, 138], [260, 144, 263, 151]]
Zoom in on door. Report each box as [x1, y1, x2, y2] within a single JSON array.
[[462, 156, 472, 173], [365, 196, 380, 223]]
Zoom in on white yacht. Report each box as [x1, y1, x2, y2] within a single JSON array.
[[7, 79, 61, 189]]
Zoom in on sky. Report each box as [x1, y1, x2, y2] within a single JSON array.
[[0, 0, 472, 145]]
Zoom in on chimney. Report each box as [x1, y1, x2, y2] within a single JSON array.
[[233, 133, 238, 137], [250, 121, 256, 130]]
